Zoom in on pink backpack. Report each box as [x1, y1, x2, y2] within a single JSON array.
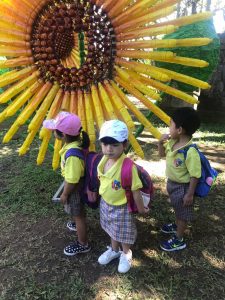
[[121, 158, 154, 213]]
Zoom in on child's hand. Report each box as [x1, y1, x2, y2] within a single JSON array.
[[159, 133, 170, 144], [158, 134, 170, 157], [139, 207, 150, 214], [60, 193, 68, 205], [144, 207, 150, 214], [183, 193, 194, 206], [132, 190, 150, 214]]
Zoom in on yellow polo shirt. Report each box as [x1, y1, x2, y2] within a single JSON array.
[[59, 141, 84, 184], [165, 139, 201, 183], [97, 153, 143, 206]]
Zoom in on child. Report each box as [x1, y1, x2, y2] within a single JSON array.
[[158, 107, 201, 251], [43, 111, 91, 256], [97, 120, 149, 273]]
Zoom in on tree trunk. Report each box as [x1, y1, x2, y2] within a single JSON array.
[[177, 2, 181, 18], [206, 0, 211, 11], [191, 0, 197, 14], [198, 32, 225, 122]]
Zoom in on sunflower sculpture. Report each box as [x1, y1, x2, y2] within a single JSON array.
[[0, 0, 214, 169]]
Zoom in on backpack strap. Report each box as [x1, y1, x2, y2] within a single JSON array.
[[86, 152, 103, 191], [178, 143, 198, 159], [121, 158, 135, 210], [65, 148, 85, 161], [90, 153, 100, 178], [121, 157, 133, 189]]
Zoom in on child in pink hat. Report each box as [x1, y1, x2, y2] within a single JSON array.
[[43, 111, 91, 256]]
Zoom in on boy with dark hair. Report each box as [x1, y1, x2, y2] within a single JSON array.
[[158, 107, 201, 251]]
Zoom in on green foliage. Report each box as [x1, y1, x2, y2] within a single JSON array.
[[156, 20, 220, 93]]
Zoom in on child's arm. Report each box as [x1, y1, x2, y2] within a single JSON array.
[[60, 182, 78, 204], [183, 177, 199, 206], [132, 189, 149, 214], [183, 147, 201, 206], [158, 134, 170, 157]]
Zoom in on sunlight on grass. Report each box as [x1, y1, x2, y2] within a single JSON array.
[[208, 214, 221, 221], [136, 159, 166, 177], [141, 249, 183, 269], [137, 136, 157, 144], [162, 257, 183, 269], [202, 251, 225, 270], [218, 172, 225, 181], [0, 145, 14, 157], [142, 249, 159, 259], [94, 275, 166, 300]]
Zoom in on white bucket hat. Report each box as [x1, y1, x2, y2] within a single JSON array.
[[99, 120, 128, 142]]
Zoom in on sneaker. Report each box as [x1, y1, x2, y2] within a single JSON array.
[[160, 236, 186, 252], [161, 223, 177, 234], [98, 246, 121, 265], [66, 221, 77, 232], [64, 241, 91, 256], [118, 250, 132, 273]]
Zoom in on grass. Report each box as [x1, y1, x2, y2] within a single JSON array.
[[0, 121, 225, 300]]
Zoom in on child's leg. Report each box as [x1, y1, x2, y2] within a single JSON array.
[[176, 218, 187, 239], [64, 213, 90, 256], [111, 238, 120, 251], [119, 243, 132, 273], [121, 243, 131, 254], [160, 181, 189, 251], [73, 214, 87, 245], [68, 190, 88, 244], [98, 238, 121, 265], [63, 192, 91, 256]]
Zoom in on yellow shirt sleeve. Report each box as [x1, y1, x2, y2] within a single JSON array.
[[64, 156, 84, 184], [186, 147, 201, 179], [131, 165, 143, 191]]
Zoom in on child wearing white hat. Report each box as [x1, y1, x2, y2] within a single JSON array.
[[97, 120, 149, 273]]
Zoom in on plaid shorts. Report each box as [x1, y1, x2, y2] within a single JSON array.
[[167, 179, 194, 222], [100, 198, 137, 245], [67, 190, 85, 217]]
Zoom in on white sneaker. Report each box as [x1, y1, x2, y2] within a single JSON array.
[[118, 250, 132, 273], [98, 246, 121, 265]]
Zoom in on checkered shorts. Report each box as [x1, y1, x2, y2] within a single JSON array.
[[100, 198, 137, 245], [167, 179, 194, 222], [67, 190, 85, 217]]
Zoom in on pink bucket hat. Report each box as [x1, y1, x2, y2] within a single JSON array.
[[43, 111, 82, 136]]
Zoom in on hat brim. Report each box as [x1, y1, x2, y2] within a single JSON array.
[[43, 119, 57, 130], [99, 136, 121, 144]]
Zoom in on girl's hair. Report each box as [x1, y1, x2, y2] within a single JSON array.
[[80, 130, 90, 149], [55, 128, 90, 149], [171, 107, 201, 137], [100, 136, 127, 145]]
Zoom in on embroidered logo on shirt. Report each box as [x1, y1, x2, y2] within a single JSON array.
[[112, 180, 121, 190], [174, 158, 183, 167]]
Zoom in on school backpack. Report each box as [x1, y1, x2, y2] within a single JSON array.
[[178, 144, 218, 198], [65, 150, 154, 211], [65, 148, 103, 208], [121, 157, 154, 213]]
